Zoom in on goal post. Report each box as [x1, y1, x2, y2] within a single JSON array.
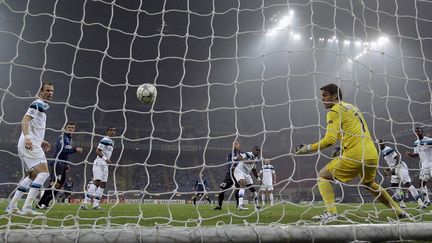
[[1, 0, 432, 242], [3, 223, 432, 243]]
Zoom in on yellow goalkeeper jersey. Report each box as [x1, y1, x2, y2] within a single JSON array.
[[311, 101, 378, 161]]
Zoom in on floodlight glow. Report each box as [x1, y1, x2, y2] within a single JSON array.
[[266, 30, 276, 36], [265, 11, 295, 36], [328, 39, 333, 42], [293, 33, 301, 40], [377, 36, 389, 46], [277, 16, 291, 29], [344, 40, 351, 45], [355, 41, 362, 47]]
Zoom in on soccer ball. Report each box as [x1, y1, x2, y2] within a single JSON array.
[[136, 83, 157, 104]]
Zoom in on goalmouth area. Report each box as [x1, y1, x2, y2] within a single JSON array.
[[1, 201, 432, 242]]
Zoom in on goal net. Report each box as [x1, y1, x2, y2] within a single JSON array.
[[0, 0, 432, 242]]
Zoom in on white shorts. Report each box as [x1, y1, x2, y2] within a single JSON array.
[[419, 165, 432, 181], [390, 175, 399, 184], [397, 167, 411, 185], [93, 159, 108, 182], [233, 169, 254, 185], [260, 184, 274, 191], [18, 146, 47, 171]]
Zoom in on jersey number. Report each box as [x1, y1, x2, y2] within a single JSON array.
[[354, 112, 366, 132]]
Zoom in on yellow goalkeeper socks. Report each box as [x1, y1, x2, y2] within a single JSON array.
[[366, 181, 403, 214], [318, 178, 337, 215]]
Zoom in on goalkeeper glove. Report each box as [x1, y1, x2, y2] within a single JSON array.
[[331, 147, 341, 158], [295, 144, 311, 155]]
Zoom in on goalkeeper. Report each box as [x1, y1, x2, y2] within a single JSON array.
[[295, 83, 406, 223]]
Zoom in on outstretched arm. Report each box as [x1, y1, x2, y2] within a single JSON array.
[[310, 110, 339, 151], [296, 110, 339, 154]]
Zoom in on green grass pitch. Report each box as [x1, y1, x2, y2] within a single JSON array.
[[0, 202, 431, 229]]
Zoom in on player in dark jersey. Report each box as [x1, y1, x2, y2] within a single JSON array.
[[37, 122, 83, 209], [62, 177, 74, 204], [214, 140, 243, 210], [192, 174, 211, 205]]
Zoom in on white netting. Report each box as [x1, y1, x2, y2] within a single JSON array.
[[1, 0, 432, 241]]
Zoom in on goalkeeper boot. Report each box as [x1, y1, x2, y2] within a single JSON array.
[[80, 204, 89, 210], [312, 212, 339, 224], [399, 200, 407, 209], [214, 206, 222, 210], [397, 212, 411, 219], [92, 205, 102, 210]]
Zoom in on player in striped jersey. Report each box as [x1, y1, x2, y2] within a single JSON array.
[[379, 139, 424, 208], [259, 159, 276, 206], [81, 127, 116, 210], [405, 127, 432, 206], [6, 83, 54, 216]]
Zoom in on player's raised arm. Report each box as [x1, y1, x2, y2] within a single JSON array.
[[295, 110, 339, 155]]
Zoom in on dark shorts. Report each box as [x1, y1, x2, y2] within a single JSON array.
[[219, 172, 239, 190], [64, 185, 73, 194], [48, 161, 67, 185]]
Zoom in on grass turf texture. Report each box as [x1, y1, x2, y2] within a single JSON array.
[[0, 202, 431, 229]]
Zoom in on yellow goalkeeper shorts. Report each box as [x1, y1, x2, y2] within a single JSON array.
[[326, 157, 378, 183]]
